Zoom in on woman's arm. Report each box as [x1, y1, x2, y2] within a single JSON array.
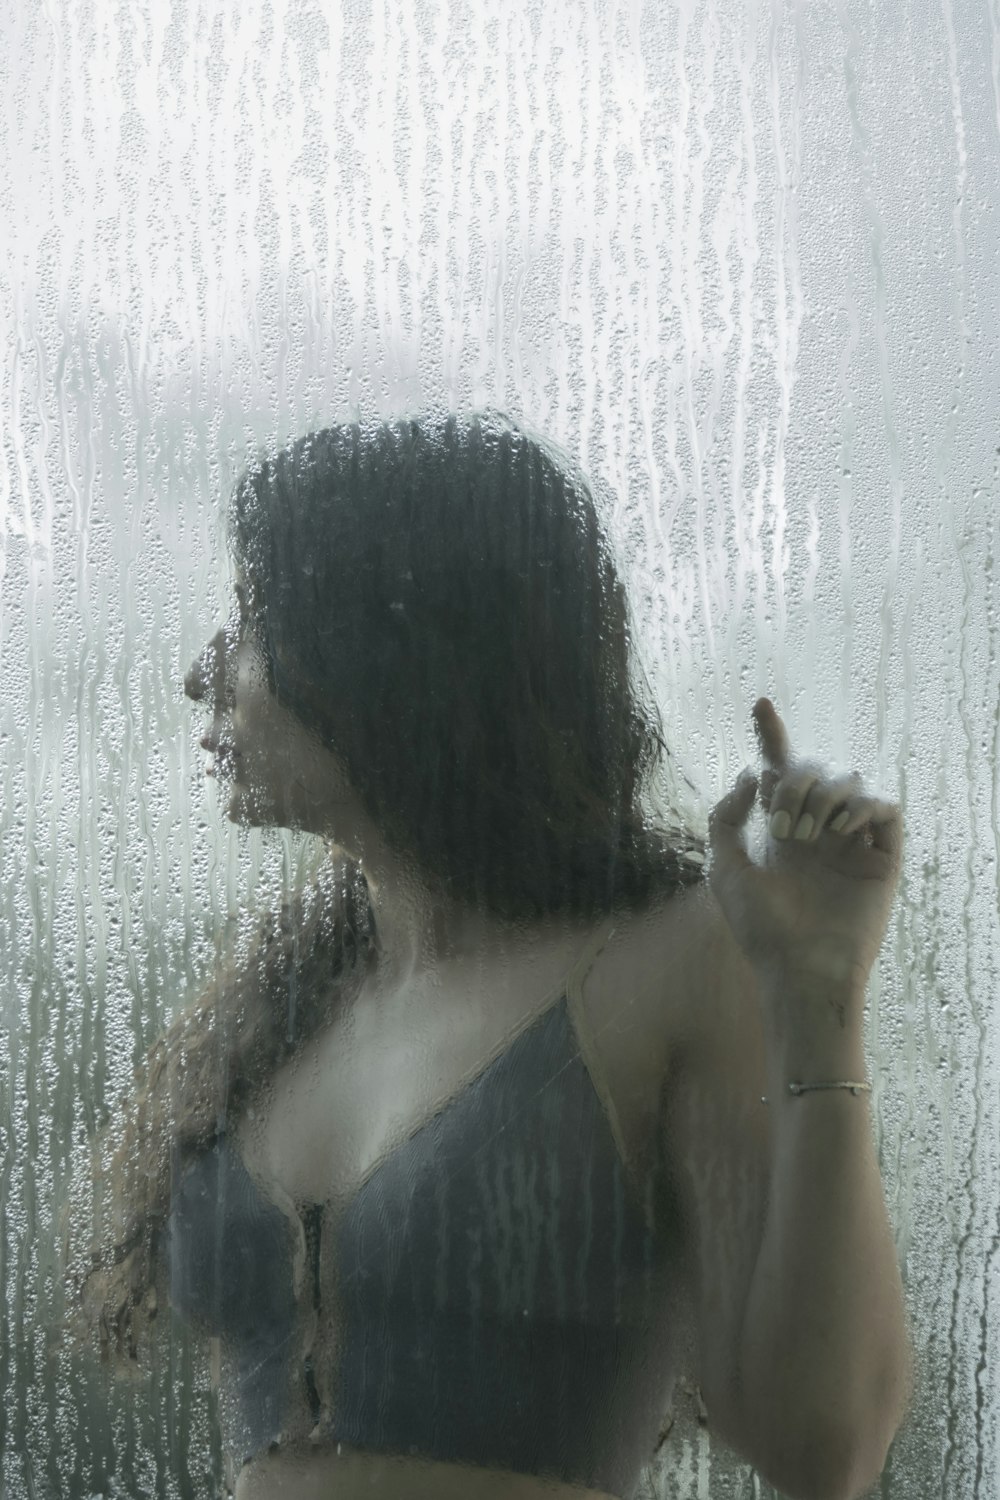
[[686, 697, 914, 1499], [661, 943, 913, 1500], [659, 948, 911, 1500], [737, 976, 913, 1500]]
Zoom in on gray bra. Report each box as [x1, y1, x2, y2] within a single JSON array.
[[165, 916, 682, 1494]]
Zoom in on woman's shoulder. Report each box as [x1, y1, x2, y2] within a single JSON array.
[[578, 880, 713, 1055], [574, 875, 770, 1173], [566, 880, 720, 1175]]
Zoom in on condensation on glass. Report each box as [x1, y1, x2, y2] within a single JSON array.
[[1, 2, 998, 1497]]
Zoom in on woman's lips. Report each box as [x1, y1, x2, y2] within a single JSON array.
[[201, 737, 242, 776]]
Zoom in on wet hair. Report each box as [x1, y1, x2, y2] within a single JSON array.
[[64, 409, 706, 1368], [231, 409, 706, 920]]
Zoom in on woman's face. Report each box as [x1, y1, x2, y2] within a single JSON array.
[[183, 582, 353, 838]]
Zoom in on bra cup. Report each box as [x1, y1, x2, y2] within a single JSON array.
[[321, 995, 677, 1494], [166, 1137, 312, 1459]]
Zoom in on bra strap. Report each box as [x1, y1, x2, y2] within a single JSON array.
[[563, 913, 618, 1003]]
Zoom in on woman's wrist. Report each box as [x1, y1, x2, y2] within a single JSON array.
[[756, 970, 869, 1090]]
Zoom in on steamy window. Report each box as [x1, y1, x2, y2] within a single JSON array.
[[2, 3, 998, 1498]]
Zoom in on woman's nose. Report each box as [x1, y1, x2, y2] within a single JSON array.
[[183, 654, 204, 701], [184, 628, 226, 703]]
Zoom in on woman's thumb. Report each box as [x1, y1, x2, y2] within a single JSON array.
[[707, 768, 758, 885]]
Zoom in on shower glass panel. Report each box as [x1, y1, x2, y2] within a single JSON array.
[[2, 2, 999, 1496]]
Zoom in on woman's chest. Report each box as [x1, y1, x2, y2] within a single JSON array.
[[236, 901, 694, 1214], [236, 968, 552, 1206]]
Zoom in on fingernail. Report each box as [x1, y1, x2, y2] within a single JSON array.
[[770, 810, 792, 839]]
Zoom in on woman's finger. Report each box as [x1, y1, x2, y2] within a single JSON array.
[[752, 698, 792, 771], [766, 769, 863, 838]]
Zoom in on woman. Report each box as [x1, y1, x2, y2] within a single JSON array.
[[68, 411, 913, 1500]]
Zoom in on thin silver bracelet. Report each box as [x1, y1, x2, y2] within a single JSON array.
[[760, 1080, 872, 1105]]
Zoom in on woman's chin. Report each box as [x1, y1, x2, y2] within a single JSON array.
[[225, 783, 291, 830], [226, 782, 257, 821]]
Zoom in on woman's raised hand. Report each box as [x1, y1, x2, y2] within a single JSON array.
[[706, 698, 904, 998]]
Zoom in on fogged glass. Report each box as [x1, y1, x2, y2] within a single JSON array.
[[1, 2, 998, 1497]]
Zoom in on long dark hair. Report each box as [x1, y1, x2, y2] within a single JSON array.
[[65, 409, 706, 1367], [231, 409, 706, 919]]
